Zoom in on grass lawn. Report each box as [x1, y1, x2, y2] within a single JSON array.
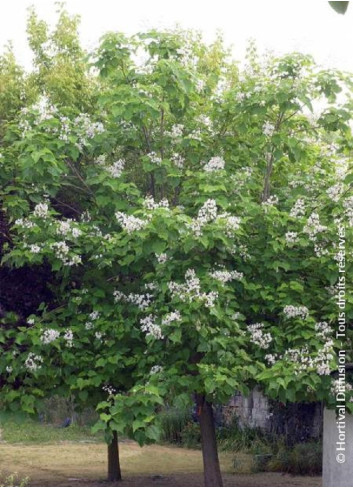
[[0, 414, 322, 487]]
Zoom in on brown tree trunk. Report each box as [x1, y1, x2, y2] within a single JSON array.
[[196, 394, 223, 487], [107, 430, 122, 482]]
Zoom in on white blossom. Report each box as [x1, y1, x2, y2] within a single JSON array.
[[303, 213, 327, 241], [262, 121, 275, 137], [29, 244, 41, 253], [265, 353, 277, 365], [189, 199, 218, 236], [147, 152, 162, 165], [203, 156, 225, 172], [116, 212, 148, 233], [327, 183, 344, 202], [315, 322, 333, 339], [285, 231, 299, 244], [162, 310, 182, 325], [143, 196, 169, 210], [289, 198, 305, 218], [33, 203, 49, 218], [64, 329, 73, 347], [25, 353, 43, 371], [168, 124, 184, 139], [168, 269, 218, 309], [209, 269, 243, 283], [283, 305, 309, 320], [247, 323, 272, 349], [262, 195, 279, 207], [106, 159, 125, 178], [343, 196, 353, 227], [140, 315, 164, 339], [89, 311, 100, 320], [156, 253, 168, 264], [171, 153, 185, 168], [40, 329, 60, 344], [150, 365, 163, 375], [102, 384, 117, 395]]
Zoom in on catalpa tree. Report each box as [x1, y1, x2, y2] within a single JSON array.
[[1, 20, 353, 487]]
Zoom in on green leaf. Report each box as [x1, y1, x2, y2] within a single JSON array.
[[329, 1, 349, 14]]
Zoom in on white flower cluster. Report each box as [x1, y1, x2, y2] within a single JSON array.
[[15, 218, 35, 229], [314, 340, 334, 376], [113, 290, 154, 311], [140, 314, 164, 339], [168, 269, 219, 309], [331, 379, 353, 396], [5, 365, 13, 373], [315, 321, 333, 339], [57, 220, 82, 239], [74, 113, 104, 148], [222, 215, 242, 238], [102, 384, 117, 395], [143, 196, 169, 210], [30, 244, 41, 253], [156, 253, 168, 264], [147, 152, 162, 165], [283, 305, 309, 320], [40, 329, 60, 345], [106, 159, 125, 178], [50, 241, 81, 266], [262, 121, 275, 137], [115, 212, 148, 233], [89, 311, 100, 320], [25, 352, 43, 372], [145, 282, 158, 291], [64, 329, 74, 348], [203, 156, 225, 172], [209, 269, 243, 283], [50, 240, 68, 258], [343, 196, 353, 227], [162, 310, 182, 325], [168, 124, 184, 139], [171, 153, 185, 169], [327, 183, 344, 202], [285, 231, 299, 244], [189, 199, 218, 236], [262, 195, 279, 207], [314, 243, 329, 258], [33, 202, 49, 218], [150, 365, 163, 375], [264, 353, 278, 365], [303, 213, 327, 241], [289, 198, 305, 218], [247, 323, 272, 349], [95, 155, 125, 178]]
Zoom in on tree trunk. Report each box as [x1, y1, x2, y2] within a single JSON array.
[[107, 430, 122, 482], [197, 394, 223, 487]]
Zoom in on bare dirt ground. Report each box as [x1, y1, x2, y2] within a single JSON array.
[[0, 440, 321, 487]]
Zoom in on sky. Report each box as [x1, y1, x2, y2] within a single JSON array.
[[0, 0, 353, 71]]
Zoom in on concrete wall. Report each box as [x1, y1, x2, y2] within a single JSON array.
[[224, 388, 323, 442]]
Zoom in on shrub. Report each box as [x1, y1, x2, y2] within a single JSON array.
[[158, 406, 192, 445], [180, 421, 202, 448], [267, 442, 322, 475], [218, 416, 273, 453]]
